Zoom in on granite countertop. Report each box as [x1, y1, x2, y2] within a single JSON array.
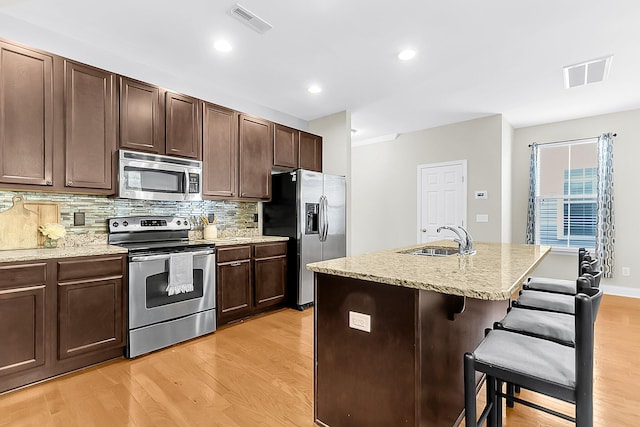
[[0, 244, 129, 263], [0, 235, 289, 263], [306, 240, 551, 301]]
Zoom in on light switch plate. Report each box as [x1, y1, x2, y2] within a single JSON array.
[[349, 311, 371, 333], [476, 214, 489, 223]]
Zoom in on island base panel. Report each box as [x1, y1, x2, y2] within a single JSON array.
[[314, 273, 508, 427]]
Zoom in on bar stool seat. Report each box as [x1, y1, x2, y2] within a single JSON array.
[[497, 307, 575, 346], [514, 290, 575, 314], [473, 329, 575, 389], [525, 276, 576, 294]]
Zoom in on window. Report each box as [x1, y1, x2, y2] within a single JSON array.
[[535, 139, 598, 249]]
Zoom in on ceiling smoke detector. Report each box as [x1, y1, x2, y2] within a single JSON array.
[[563, 55, 613, 88], [228, 4, 273, 34]]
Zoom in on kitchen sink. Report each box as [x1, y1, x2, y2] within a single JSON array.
[[404, 247, 459, 257]]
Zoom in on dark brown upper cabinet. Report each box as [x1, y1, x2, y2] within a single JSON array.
[[64, 60, 116, 191], [238, 114, 272, 200], [118, 79, 201, 160], [165, 91, 201, 159], [0, 41, 54, 187], [299, 131, 323, 172], [273, 124, 299, 169], [118, 77, 163, 154], [202, 102, 238, 198]]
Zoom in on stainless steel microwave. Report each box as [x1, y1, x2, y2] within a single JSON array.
[[117, 150, 202, 201]]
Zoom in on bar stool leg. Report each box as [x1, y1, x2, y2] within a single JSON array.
[[495, 379, 503, 427], [487, 375, 497, 427], [463, 353, 477, 427], [506, 383, 515, 408]]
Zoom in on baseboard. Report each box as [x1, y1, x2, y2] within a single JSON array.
[[600, 284, 640, 299]]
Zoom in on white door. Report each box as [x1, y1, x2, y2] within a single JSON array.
[[418, 161, 467, 243]]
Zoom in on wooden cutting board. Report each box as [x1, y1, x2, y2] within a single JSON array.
[[24, 201, 61, 247], [0, 196, 61, 250]]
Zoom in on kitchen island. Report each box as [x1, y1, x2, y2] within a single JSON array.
[[307, 241, 550, 427]]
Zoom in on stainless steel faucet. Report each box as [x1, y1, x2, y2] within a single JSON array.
[[436, 225, 475, 255]]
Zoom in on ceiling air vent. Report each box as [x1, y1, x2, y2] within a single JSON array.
[[563, 55, 613, 88], [228, 4, 273, 34]]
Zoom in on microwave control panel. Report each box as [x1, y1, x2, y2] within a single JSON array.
[[189, 173, 200, 193]]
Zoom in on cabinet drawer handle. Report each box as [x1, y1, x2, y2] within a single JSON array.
[[230, 262, 242, 267]]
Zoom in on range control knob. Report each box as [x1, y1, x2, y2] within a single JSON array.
[[122, 221, 128, 227], [184, 220, 189, 226], [112, 221, 119, 228], [177, 220, 182, 225]]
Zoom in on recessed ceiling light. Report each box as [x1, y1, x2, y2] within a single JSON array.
[[308, 85, 322, 94], [214, 40, 233, 53], [398, 49, 416, 61]]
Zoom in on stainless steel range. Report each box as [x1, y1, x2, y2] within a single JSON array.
[[108, 216, 216, 358]]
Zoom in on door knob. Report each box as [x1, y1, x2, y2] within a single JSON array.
[[421, 228, 427, 232]]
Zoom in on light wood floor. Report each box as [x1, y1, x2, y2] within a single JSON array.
[[1, 295, 639, 426]]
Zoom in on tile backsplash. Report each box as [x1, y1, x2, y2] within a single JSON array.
[[0, 191, 258, 235]]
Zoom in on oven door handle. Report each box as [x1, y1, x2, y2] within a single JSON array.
[[130, 249, 215, 262]]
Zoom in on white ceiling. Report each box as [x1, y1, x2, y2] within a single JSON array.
[[2, 0, 640, 143]]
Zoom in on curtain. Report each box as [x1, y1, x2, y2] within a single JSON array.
[[596, 133, 615, 278], [525, 143, 538, 244]]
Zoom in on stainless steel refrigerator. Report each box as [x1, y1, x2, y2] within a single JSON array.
[[263, 169, 346, 310]]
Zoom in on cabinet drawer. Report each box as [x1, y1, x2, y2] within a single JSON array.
[[254, 242, 287, 259], [0, 262, 47, 290], [57, 255, 124, 282], [217, 245, 252, 263]]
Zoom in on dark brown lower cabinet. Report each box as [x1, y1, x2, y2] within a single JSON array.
[[217, 241, 287, 326], [0, 263, 47, 380], [217, 245, 253, 326], [0, 254, 126, 394], [254, 243, 287, 310]]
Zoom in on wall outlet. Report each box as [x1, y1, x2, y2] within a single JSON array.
[[348, 311, 371, 333], [73, 212, 85, 226], [622, 267, 631, 277]]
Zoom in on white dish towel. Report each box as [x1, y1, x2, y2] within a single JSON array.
[[166, 252, 194, 296]]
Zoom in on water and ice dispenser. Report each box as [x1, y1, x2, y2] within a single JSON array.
[[305, 203, 319, 234]]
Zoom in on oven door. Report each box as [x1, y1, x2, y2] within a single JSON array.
[[128, 249, 215, 329]]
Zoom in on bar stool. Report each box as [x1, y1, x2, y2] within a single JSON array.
[[514, 275, 593, 314], [526, 257, 601, 295], [463, 287, 602, 427]]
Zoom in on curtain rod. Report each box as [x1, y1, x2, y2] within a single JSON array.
[[528, 133, 616, 147]]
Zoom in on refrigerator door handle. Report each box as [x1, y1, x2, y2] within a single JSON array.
[[319, 195, 328, 242]]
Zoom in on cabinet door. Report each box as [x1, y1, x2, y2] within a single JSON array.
[[273, 123, 299, 168], [0, 263, 47, 378], [64, 61, 116, 190], [217, 259, 252, 325], [119, 77, 163, 154], [0, 42, 54, 186], [254, 256, 287, 309], [57, 277, 124, 360], [299, 131, 323, 172], [238, 114, 272, 199], [165, 92, 201, 159], [203, 102, 238, 198]]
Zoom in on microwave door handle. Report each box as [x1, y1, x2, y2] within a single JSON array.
[[183, 171, 189, 200]]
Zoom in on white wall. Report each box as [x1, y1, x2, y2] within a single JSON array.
[[512, 108, 640, 293], [350, 114, 504, 255], [501, 119, 514, 243]]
